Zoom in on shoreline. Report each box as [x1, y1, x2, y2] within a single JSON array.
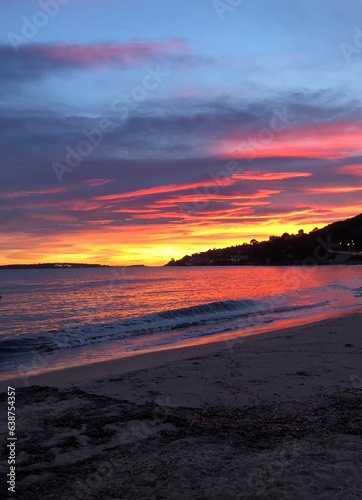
[[1, 309, 361, 393], [1, 310, 361, 498]]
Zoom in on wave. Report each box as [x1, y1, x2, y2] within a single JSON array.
[[327, 281, 362, 298], [0, 297, 329, 358]]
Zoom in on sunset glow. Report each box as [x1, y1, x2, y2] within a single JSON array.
[[1, 0, 362, 266], [213, 121, 362, 160]]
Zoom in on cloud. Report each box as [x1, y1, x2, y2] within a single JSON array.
[[2, 187, 67, 199], [1, 91, 361, 168], [233, 171, 312, 181], [82, 178, 114, 187], [340, 164, 362, 176], [307, 186, 362, 194], [213, 121, 362, 161], [27, 39, 188, 67], [93, 178, 234, 201], [0, 39, 211, 83], [1, 91, 362, 264]]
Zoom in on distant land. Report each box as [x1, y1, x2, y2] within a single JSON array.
[[0, 263, 148, 270], [166, 213, 362, 267], [0, 263, 110, 270]]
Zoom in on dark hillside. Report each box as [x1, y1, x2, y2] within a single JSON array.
[[166, 213, 362, 266]]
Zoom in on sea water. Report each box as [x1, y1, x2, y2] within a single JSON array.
[[0, 265, 361, 380]]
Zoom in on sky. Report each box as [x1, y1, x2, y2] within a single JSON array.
[[1, 0, 362, 265]]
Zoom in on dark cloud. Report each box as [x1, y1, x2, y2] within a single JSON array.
[[0, 90, 361, 184], [0, 40, 213, 84]]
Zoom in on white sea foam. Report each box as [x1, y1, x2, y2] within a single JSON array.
[[0, 266, 362, 374]]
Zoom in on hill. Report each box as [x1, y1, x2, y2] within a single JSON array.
[[165, 213, 362, 266]]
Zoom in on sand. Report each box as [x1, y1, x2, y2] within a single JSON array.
[[0, 313, 361, 499]]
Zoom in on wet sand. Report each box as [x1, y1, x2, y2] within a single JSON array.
[[0, 313, 361, 499]]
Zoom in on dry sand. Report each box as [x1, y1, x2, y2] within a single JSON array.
[[0, 313, 361, 499]]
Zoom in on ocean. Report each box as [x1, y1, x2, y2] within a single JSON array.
[[1, 265, 362, 381]]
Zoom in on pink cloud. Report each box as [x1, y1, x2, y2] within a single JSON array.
[[94, 178, 234, 201], [233, 171, 311, 181], [339, 164, 362, 176], [82, 178, 114, 187], [2, 187, 66, 199], [213, 121, 362, 160], [28, 39, 188, 67]]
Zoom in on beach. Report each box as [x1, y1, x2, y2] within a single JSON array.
[[1, 312, 361, 499], [3, 0, 362, 496]]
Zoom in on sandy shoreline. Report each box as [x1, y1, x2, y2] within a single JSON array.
[[1, 310, 361, 392], [1, 312, 361, 499]]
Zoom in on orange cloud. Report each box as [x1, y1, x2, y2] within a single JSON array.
[[233, 171, 311, 180], [308, 186, 362, 194], [94, 178, 234, 201], [149, 190, 280, 207], [0, 206, 359, 267], [1, 162, 361, 267]]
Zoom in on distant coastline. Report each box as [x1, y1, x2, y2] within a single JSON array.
[[0, 263, 110, 270], [0, 263, 148, 270]]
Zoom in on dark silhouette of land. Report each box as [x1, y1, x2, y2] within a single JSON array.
[[0, 263, 110, 270], [166, 213, 362, 266]]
